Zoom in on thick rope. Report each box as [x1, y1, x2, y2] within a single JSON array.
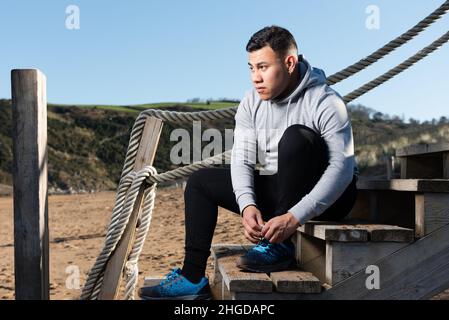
[[327, 0, 449, 85], [343, 30, 449, 103], [80, 166, 157, 300], [124, 179, 157, 300], [81, 9, 449, 299]]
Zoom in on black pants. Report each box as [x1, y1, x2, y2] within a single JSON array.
[[182, 124, 357, 282]]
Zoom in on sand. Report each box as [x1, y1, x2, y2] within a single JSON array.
[[0, 186, 247, 300]]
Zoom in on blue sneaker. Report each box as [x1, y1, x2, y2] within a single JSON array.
[[236, 238, 296, 273], [138, 268, 212, 300]]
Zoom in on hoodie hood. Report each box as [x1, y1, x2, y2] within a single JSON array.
[[272, 56, 327, 105], [262, 57, 328, 146]]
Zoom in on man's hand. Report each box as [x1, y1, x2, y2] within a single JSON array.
[[242, 205, 265, 244], [261, 212, 301, 244]]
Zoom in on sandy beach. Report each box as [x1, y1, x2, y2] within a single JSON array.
[[0, 186, 247, 300]]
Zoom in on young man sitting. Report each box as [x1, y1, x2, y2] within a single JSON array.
[[139, 25, 358, 300]]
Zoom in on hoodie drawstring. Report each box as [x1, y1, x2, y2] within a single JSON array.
[[286, 98, 291, 129]]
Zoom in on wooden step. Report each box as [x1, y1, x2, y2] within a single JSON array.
[[295, 222, 413, 286], [396, 142, 449, 157], [348, 186, 449, 238], [270, 270, 321, 293], [297, 221, 414, 242], [356, 179, 449, 193], [235, 223, 449, 300], [211, 244, 322, 300], [143, 276, 165, 287], [395, 143, 449, 179]]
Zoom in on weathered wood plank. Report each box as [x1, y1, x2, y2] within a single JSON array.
[[354, 224, 414, 242], [444, 153, 449, 179], [396, 143, 449, 157], [298, 223, 368, 242], [415, 193, 449, 238], [143, 276, 165, 287], [296, 233, 326, 284], [299, 221, 413, 242], [326, 241, 409, 285], [357, 179, 449, 193], [270, 270, 321, 293], [300, 221, 414, 243], [211, 244, 251, 300], [12, 69, 49, 300], [321, 223, 449, 300], [98, 117, 163, 299], [218, 254, 273, 293], [399, 155, 445, 179]]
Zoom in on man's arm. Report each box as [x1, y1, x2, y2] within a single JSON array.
[[288, 93, 356, 225], [230, 97, 258, 215]]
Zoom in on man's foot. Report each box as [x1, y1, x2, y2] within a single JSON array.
[[236, 238, 296, 273], [138, 268, 212, 300]]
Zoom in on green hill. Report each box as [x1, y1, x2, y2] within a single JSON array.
[[0, 99, 448, 194]]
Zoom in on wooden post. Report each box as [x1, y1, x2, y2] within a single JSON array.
[[98, 117, 163, 299], [11, 69, 49, 300], [385, 155, 394, 179]]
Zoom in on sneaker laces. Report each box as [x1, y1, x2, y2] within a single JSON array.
[[159, 269, 181, 286], [253, 238, 273, 254], [252, 239, 292, 257]]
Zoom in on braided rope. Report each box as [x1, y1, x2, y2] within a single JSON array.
[[81, 6, 449, 299], [343, 30, 449, 103], [327, 0, 449, 85], [80, 166, 156, 299], [124, 179, 157, 300]]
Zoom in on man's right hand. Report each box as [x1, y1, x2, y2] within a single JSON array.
[[242, 205, 265, 244]]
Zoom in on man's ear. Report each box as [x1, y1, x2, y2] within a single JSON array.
[[285, 55, 298, 73]]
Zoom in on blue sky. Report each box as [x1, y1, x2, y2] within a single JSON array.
[[0, 0, 448, 121]]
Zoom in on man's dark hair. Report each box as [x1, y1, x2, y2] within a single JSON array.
[[246, 25, 298, 58]]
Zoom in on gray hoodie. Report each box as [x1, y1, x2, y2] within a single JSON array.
[[230, 57, 358, 225]]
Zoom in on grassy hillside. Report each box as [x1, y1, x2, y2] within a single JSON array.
[[0, 99, 448, 193]]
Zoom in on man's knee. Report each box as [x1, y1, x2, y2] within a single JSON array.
[[278, 124, 325, 155]]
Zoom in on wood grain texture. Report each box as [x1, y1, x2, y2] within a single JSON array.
[[357, 179, 449, 192], [99, 117, 163, 299], [218, 254, 273, 293], [298, 221, 413, 242], [270, 270, 321, 293], [415, 193, 449, 238], [396, 143, 449, 157], [326, 241, 409, 285], [298, 223, 368, 242], [12, 69, 49, 300]]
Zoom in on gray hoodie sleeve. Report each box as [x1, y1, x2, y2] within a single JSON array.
[[288, 93, 355, 225], [230, 96, 258, 214]]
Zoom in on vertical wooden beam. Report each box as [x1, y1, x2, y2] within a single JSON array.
[[385, 155, 394, 179], [415, 193, 449, 238], [11, 69, 49, 300], [443, 152, 449, 179], [98, 117, 163, 299]]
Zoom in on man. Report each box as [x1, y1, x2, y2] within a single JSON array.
[[139, 25, 358, 300]]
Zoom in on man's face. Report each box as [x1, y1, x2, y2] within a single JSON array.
[[248, 46, 290, 101]]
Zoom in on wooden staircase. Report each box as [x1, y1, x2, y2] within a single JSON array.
[[211, 142, 449, 300]]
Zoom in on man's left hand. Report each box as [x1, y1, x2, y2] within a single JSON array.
[[261, 212, 301, 244]]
